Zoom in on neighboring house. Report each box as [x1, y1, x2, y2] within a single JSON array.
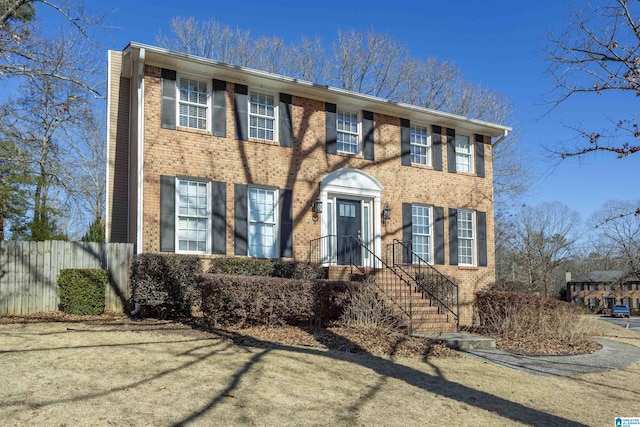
[[566, 270, 640, 310], [105, 43, 511, 329]]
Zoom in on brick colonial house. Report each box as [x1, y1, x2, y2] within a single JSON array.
[[106, 43, 511, 331], [567, 270, 640, 311]]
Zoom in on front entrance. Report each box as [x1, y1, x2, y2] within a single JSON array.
[[336, 199, 361, 266]]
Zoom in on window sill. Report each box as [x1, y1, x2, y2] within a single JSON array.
[[247, 138, 280, 146], [454, 170, 477, 177], [410, 163, 434, 170], [457, 265, 479, 270], [336, 151, 364, 159], [177, 126, 211, 136]]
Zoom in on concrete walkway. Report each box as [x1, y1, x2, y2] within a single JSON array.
[[461, 338, 640, 376]]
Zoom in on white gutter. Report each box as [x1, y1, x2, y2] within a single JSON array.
[[105, 51, 112, 243], [136, 48, 145, 254], [492, 129, 509, 148]]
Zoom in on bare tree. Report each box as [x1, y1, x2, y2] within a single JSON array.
[[591, 199, 640, 277], [508, 202, 581, 297], [545, 0, 640, 159]]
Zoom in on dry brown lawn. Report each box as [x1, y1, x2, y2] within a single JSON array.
[[1, 315, 639, 426]]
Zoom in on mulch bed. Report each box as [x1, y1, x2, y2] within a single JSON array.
[[0, 312, 458, 358]]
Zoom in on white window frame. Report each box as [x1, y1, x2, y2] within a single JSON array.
[[175, 178, 211, 255], [411, 204, 433, 264], [410, 124, 431, 166], [336, 108, 361, 155], [248, 89, 278, 141], [247, 186, 279, 258], [177, 74, 210, 131], [455, 133, 474, 173], [457, 209, 476, 266]]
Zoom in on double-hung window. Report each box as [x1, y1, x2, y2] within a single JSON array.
[[249, 91, 276, 141], [337, 109, 359, 154], [178, 77, 208, 130], [457, 209, 475, 266], [248, 187, 278, 258], [412, 205, 433, 264], [455, 134, 473, 173], [176, 179, 210, 253], [410, 125, 431, 166]]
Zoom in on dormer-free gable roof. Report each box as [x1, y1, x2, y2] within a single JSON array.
[[120, 42, 512, 140]]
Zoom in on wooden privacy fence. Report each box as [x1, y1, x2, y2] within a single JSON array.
[[0, 241, 134, 316]]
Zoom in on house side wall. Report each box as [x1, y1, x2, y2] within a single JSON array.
[[139, 64, 496, 325], [106, 51, 131, 243], [569, 281, 640, 309]]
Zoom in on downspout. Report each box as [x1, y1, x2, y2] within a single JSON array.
[[491, 129, 509, 148], [136, 48, 145, 254]]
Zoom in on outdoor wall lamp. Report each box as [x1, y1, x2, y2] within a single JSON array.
[[382, 203, 392, 222], [313, 198, 323, 213]]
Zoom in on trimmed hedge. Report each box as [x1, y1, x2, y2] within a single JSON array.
[[58, 269, 108, 315], [208, 257, 274, 276], [130, 254, 202, 317], [272, 260, 326, 279], [197, 273, 349, 327]]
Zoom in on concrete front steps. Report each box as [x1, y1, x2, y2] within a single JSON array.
[[325, 266, 458, 334]]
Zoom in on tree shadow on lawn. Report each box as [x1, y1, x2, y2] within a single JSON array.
[[173, 326, 587, 427], [0, 321, 587, 426]]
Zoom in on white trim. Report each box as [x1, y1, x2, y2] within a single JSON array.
[[247, 185, 279, 258], [105, 51, 112, 243], [248, 88, 279, 142], [457, 209, 476, 266], [136, 48, 145, 254], [176, 73, 211, 131], [175, 178, 212, 255], [320, 168, 383, 268], [123, 43, 511, 138]]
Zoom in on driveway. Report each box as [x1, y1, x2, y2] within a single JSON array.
[[597, 315, 640, 332]]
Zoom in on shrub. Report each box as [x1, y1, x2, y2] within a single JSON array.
[[475, 290, 594, 347], [197, 273, 349, 327], [208, 257, 274, 276], [58, 269, 108, 315], [130, 254, 202, 318], [339, 281, 408, 332], [272, 260, 326, 279]]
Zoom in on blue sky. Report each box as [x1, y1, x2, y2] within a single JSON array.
[[42, 0, 638, 224]]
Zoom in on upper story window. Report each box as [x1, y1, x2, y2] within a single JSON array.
[[588, 283, 599, 291], [176, 178, 210, 254], [248, 187, 278, 258], [411, 125, 431, 166], [457, 209, 476, 266], [412, 204, 433, 264], [178, 77, 209, 130], [455, 134, 473, 173], [337, 109, 359, 154], [249, 91, 276, 141]]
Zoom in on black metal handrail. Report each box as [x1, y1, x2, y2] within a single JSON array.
[[309, 234, 416, 332], [387, 239, 459, 330]]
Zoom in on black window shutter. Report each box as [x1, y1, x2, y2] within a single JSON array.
[[326, 103, 337, 154], [401, 118, 411, 166], [212, 79, 226, 137], [434, 206, 445, 265], [160, 175, 175, 252], [279, 189, 293, 258], [161, 69, 176, 130], [363, 110, 374, 160], [475, 134, 485, 178], [449, 208, 458, 265], [212, 181, 227, 254], [432, 125, 443, 171], [478, 211, 487, 266], [447, 128, 456, 173], [234, 184, 248, 255], [234, 84, 248, 141], [402, 203, 412, 263], [279, 93, 293, 148]]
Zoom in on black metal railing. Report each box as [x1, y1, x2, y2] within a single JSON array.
[[387, 239, 459, 330], [309, 235, 416, 331]]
